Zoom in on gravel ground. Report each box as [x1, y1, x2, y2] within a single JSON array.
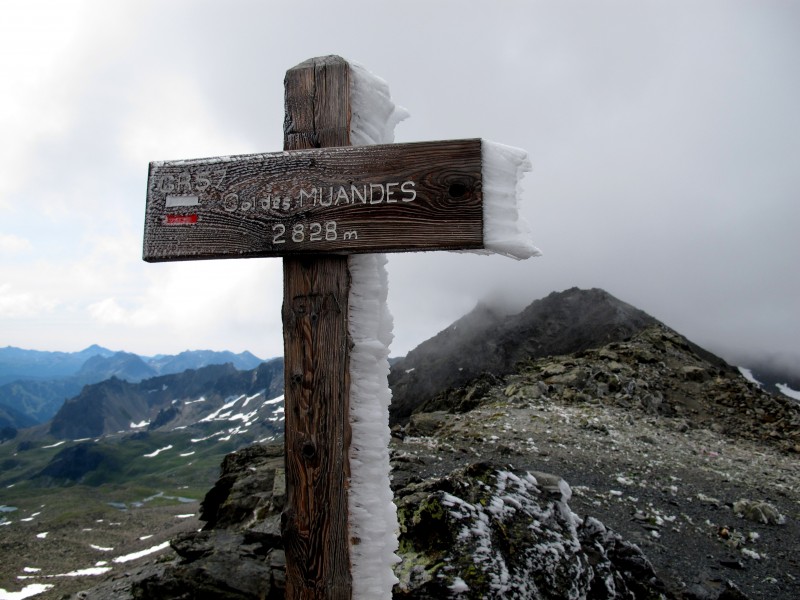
[[0, 502, 200, 600], [393, 394, 800, 599]]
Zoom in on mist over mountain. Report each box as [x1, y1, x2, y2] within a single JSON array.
[[389, 287, 661, 424], [389, 287, 798, 426]]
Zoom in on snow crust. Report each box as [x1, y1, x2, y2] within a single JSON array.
[[346, 62, 402, 599], [480, 140, 541, 260], [738, 366, 760, 385], [441, 469, 585, 599], [450, 577, 470, 593], [142, 445, 172, 458], [738, 367, 800, 401]]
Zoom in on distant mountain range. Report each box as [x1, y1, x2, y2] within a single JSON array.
[[2, 358, 285, 487], [0, 347, 268, 429], [0, 344, 116, 384], [48, 360, 283, 440]]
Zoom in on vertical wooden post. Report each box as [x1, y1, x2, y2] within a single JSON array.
[[281, 56, 353, 600]]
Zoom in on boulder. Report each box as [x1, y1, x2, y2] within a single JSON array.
[[130, 443, 287, 599], [393, 461, 668, 599]]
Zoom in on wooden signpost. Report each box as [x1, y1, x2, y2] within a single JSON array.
[[143, 55, 533, 599], [143, 139, 484, 260]]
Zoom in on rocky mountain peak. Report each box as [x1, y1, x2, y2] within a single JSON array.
[[389, 287, 659, 424]]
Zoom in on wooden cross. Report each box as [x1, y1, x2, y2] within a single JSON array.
[[143, 55, 536, 599]]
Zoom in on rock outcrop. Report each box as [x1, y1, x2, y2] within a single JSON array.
[[393, 461, 668, 599], [131, 443, 287, 599], [498, 324, 799, 454]]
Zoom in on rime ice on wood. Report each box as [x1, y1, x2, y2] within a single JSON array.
[[480, 140, 541, 260], [345, 62, 539, 600], [347, 254, 399, 597], [349, 61, 409, 147], [346, 63, 403, 599]]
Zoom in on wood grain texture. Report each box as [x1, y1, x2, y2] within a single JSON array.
[[282, 55, 353, 600], [282, 256, 352, 600], [142, 139, 483, 261]]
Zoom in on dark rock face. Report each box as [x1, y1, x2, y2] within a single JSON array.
[[131, 443, 287, 600], [389, 288, 658, 425], [48, 376, 139, 439]]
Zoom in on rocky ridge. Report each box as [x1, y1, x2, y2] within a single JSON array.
[[418, 324, 799, 455], [46, 359, 284, 440], [73, 447, 670, 600], [389, 287, 662, 425]]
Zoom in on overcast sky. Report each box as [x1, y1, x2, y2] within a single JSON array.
[[1, 0, 798, 370]]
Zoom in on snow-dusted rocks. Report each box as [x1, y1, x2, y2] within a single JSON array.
[[392, 462, 663, 599]]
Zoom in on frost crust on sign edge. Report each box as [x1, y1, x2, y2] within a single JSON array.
[[480, 139, 542, 260], [349, 61, 409, 147], [347, 60, 403, 600]]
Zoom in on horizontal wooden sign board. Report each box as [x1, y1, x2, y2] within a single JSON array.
[[143, 138, 483, 262]]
